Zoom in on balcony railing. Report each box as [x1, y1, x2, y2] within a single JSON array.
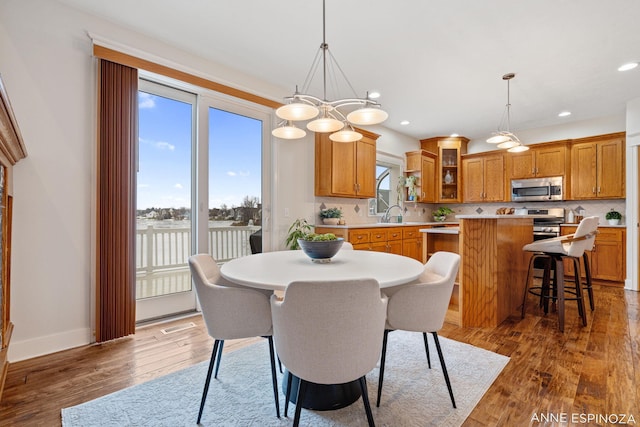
[[135, 224, 260, 299]]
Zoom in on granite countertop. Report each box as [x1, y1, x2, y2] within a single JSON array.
[[455, 214, 554, 219], [316, 221, 459, 229], [561, 222, 627, 228], [420, 227, 460, 234]]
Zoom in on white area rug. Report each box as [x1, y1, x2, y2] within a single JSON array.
[[62, 331, 509, 426]]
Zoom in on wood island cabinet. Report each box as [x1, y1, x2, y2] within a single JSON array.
[[560, 225, 626, 283], [508, 142, 568, 179], [462, 152, 505, 202], [420, 136, 468, 203], [314, 129, 379, 199], [404, 150, 436, 203], [570, 132, 625, 200]]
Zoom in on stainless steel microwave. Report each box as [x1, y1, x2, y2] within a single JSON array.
[[511, 176, 563, 202]]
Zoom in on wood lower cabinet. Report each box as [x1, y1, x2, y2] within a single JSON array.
[[570, 133, 625, 200], [401, 227, 423, 262], [315, 225, 422, 260], [314, 129, 379, 199], [462, 152, 505, 202], [560, 225, 626, 283]]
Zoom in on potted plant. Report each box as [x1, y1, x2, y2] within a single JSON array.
[[433, 206, 454, 222], [605, 209, 622, 225], [319, 207, 342, 225], [285, 218, 313, 250]]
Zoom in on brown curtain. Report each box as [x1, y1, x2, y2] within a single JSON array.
[[96, 60, 138, 342]]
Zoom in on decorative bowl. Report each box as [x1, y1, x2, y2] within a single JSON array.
[[298, 238, 344, 262]]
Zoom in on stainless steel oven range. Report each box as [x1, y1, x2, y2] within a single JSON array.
[[528, 208, 565, 241]]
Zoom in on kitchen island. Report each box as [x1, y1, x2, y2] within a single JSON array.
[[422, 215, 534, 328]]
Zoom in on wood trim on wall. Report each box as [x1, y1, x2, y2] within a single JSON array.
[[95, 60, 137, 342], [93, 45, 282, 110]]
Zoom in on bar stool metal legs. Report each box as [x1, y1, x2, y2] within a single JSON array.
[[522, 252, 588, 332]]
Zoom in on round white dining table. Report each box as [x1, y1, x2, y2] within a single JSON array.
[[220, 249, 424, 291]]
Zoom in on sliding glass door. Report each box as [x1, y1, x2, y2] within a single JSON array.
[[135, 78, 272, 322], [136, 80, 197, 322]]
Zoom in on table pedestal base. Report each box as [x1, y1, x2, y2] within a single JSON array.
[[283, 371, 361, 411]]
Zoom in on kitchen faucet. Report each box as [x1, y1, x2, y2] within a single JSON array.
[[381, 204, 403, 223]]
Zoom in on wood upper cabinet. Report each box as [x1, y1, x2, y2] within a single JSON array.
[[404, 149, 436, 203], [570, 132, 625, 199], [462, 153, 505, 202], [508, 142, 567, 179], [314, 129, 379, 199], [420, 136, 468, 203]]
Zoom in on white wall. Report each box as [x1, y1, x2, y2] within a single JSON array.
[[625, 98, 640, 291]]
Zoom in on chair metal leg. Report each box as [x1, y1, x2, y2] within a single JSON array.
[[293, 379, 308, 427], [422, 332, 432, 368], [376, 329, 390, 407], [267, 336, 280, 418], [213, 339, 224, 379], [197, 340, 220, 424], [554, 256, 565, 332], [284, 370, 293, 417], [359, 376, 376, 427], [571, 258, 586, 323], [582, 252, 595, 310], [432, 332, 456, 408], [522, 253, 538, 317]]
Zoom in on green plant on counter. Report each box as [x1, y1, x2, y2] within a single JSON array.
[[319, 207, 343, 219], [605, 209, 622, 220], [434, 206, 454, 217], [302, 233, 337, 241], [285, 218, 313, 250]]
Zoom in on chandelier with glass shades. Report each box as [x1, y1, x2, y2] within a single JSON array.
[[486, 73, 529, 152], [271, 0, 388, 142]]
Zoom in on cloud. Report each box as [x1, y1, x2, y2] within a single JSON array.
[[155, 141, 175, 151], [227, 171, 237, 177], [138, 93, 156, 109], [174, 183, 183, 189], [139, 138, 175, 151], [138, 183, 150, 188], [226, 170, 250, 177]]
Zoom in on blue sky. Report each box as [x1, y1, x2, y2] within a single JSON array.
[[137, 92, 262, 210]]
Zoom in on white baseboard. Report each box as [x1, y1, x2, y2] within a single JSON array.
[[7, 327, 93, 363]]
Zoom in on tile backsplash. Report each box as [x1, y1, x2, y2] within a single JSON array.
[[315, 197, 627, 226]]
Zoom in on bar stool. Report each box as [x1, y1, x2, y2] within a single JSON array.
[[521, 216, 599, 332]]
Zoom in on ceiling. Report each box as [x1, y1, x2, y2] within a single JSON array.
[[58, 0, 640, 141]]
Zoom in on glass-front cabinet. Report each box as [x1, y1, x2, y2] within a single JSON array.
[[420, 136, 468, 203]]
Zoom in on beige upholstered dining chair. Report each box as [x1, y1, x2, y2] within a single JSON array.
[[376, 251, 460, 409], [271, 279, 387, 427], [341, 241, 354, 250], [188, 254, 280, 423], [521, 216, 599, 331]]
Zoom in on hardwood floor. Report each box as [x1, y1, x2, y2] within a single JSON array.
[[0, 284, 638, 426]]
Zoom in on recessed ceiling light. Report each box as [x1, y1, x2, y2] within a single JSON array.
[[618, 62, 638, 72], [368, 91, 381, 99], [558, 111, 571, 117], [450, 133, 459, 137], [400, 120, 410, 125]]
